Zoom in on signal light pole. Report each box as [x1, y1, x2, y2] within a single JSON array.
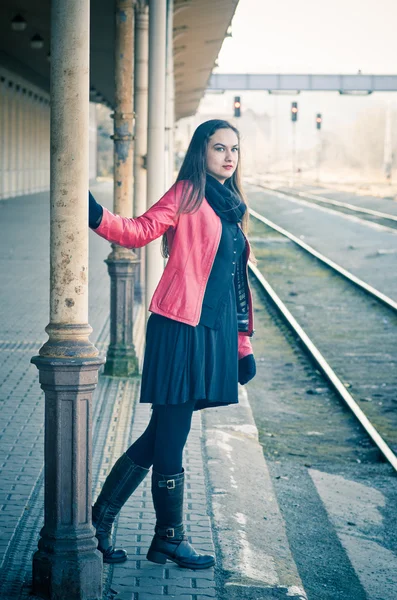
[[383, 101, 392, 183], [233, 96, 241, 118], [290, 102, 298, 187], [316, 113, 322, 183]]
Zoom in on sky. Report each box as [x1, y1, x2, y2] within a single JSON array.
[[216, 0, 397, 75], [190, 0, 397, 170]]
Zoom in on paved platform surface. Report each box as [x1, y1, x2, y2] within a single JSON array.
[[0, 182, 218, 600], [1, 184, 307, 600]]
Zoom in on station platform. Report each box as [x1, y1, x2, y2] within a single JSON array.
[[0, 183, 307, 600]]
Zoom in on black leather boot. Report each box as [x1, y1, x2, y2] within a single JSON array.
[[147, 469, 215, 569], [92, 453, 149, 563]]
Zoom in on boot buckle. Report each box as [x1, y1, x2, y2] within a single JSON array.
[[166, 528, 175, 538], [166, 479, 175, 489]]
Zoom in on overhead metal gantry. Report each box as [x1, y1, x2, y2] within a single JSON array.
[[208, 73, 397, 93]]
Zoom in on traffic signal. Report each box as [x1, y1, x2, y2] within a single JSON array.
[[291, 102, 298, 122], [316, 113, 322, 130], [233, 96, 241, 118]]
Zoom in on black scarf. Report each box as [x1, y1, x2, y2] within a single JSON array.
[[205, 174, 246, 223]]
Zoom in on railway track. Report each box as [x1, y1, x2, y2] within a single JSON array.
[[247, 208, 397, 471], [253, 182, 397, 230]]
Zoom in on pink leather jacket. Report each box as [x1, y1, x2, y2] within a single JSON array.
[[95, 180, 254, 359]]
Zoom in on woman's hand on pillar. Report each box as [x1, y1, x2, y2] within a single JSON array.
[[238, 354, 256, 385], [89, 191, 104, 229]]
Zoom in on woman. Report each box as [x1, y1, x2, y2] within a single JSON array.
[[89, 119, 257, 570]]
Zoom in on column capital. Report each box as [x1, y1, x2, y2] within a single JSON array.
[[116, 0, 138, 6], [135, 0, 149, 13]]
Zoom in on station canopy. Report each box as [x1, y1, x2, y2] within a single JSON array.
[[0, 0, 238, 120]]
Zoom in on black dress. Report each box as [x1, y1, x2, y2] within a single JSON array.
[[139, 218, 246, 411]]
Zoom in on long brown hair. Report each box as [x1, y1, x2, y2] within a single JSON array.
[[161, 119, 252, 258]]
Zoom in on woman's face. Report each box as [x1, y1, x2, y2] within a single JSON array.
[[206, 128, 239, 184]]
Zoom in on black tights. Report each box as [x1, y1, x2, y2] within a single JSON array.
[[126, 401, 196, 475]]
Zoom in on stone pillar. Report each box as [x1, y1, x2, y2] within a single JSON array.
[[165, 0, 175, 188], [133, 0, 149, 305], [16, 87, 21, 194], [30, 0, 103, 598], [45, 100, 51, 190], [39, 99, 44, 190], [89, 103, 98, 181], [21, 88, 28, 195], [20, 88, 25, 195], [7, 83, 12, 198], [5, 82, 11, 199], [10, 83, 17, 197], [0, 77, 6, 199], [104, 0, 140, 377], [16, 86, 22, 195], [33, 94, 38, 193], [37, 99, 42, 191], [146, 0, 167, 313], [45, 99, 51, 189], [13, 84, 19, 196], [28, 93, 33, 193]]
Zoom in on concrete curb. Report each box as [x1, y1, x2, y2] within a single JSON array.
[[202, 387, 308, 600]]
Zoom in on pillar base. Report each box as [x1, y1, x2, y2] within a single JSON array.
[[32, 537, 102, 600], [30, 355, 104, 600], [104, 343, 139, 377], [39, 323, 98, 358], [105, 251, 140, 378]]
